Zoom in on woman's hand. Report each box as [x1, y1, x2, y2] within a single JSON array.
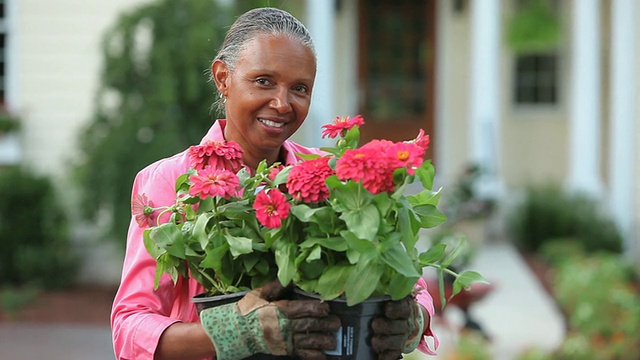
[[371, 296, 426, 360], [199, 280, 341, 360]]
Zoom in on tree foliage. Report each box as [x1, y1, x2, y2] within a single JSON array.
[[75, 0, 279, 247], [0, 167, 78, 288]]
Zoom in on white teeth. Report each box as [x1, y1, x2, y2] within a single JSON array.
[[259, 118, 284, 128]]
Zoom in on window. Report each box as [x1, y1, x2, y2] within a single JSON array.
[[514, 53, 558, 105], [360, 0, 430, 121]]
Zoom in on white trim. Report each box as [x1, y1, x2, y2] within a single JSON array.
[[5, 0, 18, 111], [435, 0, 450, 183], [567, 0, 603, 196], [469, 0, 503, 198], [304, 0, 335, 149], [609, 0, 637, 253]]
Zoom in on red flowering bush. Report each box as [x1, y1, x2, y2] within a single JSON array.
[[139, 115, 485, 303]]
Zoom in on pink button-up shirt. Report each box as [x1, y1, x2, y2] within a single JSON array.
[[111, 120, 437, 359]]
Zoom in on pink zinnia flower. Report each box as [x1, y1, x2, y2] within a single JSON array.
[[253, 189, 291, 228], [321, 115, 365, 139], [386, 142, 425, 175], [286, 157, 334, 203], [188, 167, 240, 199], [187, 140, 244, 172], [409, 129, 430, 151], [267, 164, 285, 183], [335, 142, 396, 194], [132, 193, 155, 228]]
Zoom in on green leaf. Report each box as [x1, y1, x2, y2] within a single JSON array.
[[154, 252, 182, 289], [407, 188, 442, 206], [343, 126, 361, 148], [174, 173, 190, 193], [242, 254, 260, 273], [315, 264, 353, 300], [225, 233, 253, 258], [442, 237, 468, 268], [386, 273, 420, 300], [295, 152, 322, 161], [330, 180, 373, 212], [372, 192, 394, 216], [299, 259, 326, 279], [148, 223, 185, 259], [380, 243, 421, 278], [345, 256, 383, 306], [200, 242, 229, 270], [143, 229, 166, 260], [396, 206, 418, 249], [413, 204, 447, 228], [275, 241, 296, 286], [416, 160, 435, 190], [451, 271, 490, 299], [299, 236, 348, 252], [272, 166, 291, 186], [196, 197, 214, 213], [306, 245, 322, 262], [256, 159, 268, 174], [290, 204, 327, 223], [192, 213, 213, 248], [342, 231, 376, 254], [339, 204, 380, 241], [419, 244, 447, 265]]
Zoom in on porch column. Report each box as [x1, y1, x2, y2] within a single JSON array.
[[304, 0, 335, 148], [469, 0, 502, 198], [567, 0, 603, 196], [609, 0, 637, 252]]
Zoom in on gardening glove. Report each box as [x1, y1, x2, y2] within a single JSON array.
[[370, 296, 426, 360], [199, 280, 341, 360]]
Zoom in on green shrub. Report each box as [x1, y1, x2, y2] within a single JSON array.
[[507, 184, 623, 253], [0, 167, 79, 289], [0, 285, 40, 317], [446, 332, 492, 360], [537, 238, 586, 267], [551, 253, 640, 359]]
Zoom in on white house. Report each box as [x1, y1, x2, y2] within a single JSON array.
[[4, 0, 639, 282]]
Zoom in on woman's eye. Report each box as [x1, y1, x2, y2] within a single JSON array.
[[293, 85, 308, 93], [255, 78, 271, 86]]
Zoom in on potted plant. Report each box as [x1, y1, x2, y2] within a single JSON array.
[[263, 116, 484, 304], [140, 115, 486, 357], [138, 140, 286, 309]]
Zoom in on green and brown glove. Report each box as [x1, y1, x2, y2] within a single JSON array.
[[199, 281, 341, 360], [370, 296, 426, 360]]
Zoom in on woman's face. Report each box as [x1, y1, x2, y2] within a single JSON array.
[[213, 34, 316, 164]]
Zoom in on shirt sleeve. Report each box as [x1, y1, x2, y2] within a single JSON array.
[[111, 162, 186, 359], [415, 277, 439, 355]]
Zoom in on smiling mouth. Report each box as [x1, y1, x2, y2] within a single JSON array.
[[259, 118, 285, 128]]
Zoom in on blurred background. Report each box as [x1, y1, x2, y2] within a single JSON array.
[[0, 0, 638, 359]]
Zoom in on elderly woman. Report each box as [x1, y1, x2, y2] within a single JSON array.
[[111, 7, 436, 360]]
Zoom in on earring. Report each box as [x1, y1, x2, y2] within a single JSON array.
[[219, 93, 227, 104]]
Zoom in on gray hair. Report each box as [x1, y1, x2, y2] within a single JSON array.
[[211, 7, 316, 113]]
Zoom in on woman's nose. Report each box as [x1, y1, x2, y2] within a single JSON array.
[[270, 89, 292, 113]]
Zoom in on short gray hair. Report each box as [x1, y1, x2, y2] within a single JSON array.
[[211, 7, 316, 113]]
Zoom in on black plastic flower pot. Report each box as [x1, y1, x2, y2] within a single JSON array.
[[294, 288, 389, 360], [191, 290, 249, 315]]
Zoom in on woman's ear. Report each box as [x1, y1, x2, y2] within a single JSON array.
[[211, 59, 230, 97]]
